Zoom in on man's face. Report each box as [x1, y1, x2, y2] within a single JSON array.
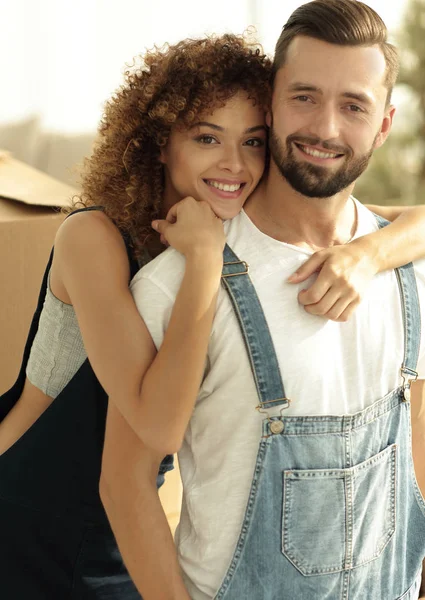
[[269, 36, 395, 198]]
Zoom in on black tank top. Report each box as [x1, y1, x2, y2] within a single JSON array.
[[0, 207, 173, 598]]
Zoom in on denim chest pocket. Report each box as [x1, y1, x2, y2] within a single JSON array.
[[282, 444, 396, 576]]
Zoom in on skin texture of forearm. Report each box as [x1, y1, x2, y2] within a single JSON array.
[[56, 209, 223, 456], [135, 255, 223, 454], [100, 404, 190, 600], [103, 485, 189, 600], [363, 204, 425, 271]]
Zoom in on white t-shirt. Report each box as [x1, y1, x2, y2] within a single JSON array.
[[130, 201, 425, 600]]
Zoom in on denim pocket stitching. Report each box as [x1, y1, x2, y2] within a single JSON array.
[[282, 472, 346, 575], [282, 444, 397, 576]]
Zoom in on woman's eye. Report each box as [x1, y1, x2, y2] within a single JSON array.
[[245, 138, 265, 147], [197, 134, 218, 144]]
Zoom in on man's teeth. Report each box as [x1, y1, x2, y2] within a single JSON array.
[[207, 180, 242, 192], [300, 145, 339, 159]]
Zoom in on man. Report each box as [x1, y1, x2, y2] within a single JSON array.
[[101, 1, 425, 598]]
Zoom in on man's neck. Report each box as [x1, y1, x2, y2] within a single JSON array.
[[245, 162, 357, 252]]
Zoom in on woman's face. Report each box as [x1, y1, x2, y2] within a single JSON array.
[[160, 92, 267, 220]]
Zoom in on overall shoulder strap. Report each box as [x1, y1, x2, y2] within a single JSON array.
[[374, 213, 421, 395], [221, 244, 289, 411]]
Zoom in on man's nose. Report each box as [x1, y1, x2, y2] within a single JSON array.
[[308, 104, 341, 143]]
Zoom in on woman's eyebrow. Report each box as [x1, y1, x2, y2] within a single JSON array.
[[190, 121, 223, 131], [190, 122, 267, 134], [245, 125, 267, 134]]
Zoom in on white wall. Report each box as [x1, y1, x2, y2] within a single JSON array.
[[0, 0, 408, 184]]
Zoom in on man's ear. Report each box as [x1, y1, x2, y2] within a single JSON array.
[[374, 105, 396, 149]]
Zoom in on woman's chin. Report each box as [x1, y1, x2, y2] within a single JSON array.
[[209, 202, 245, 221]]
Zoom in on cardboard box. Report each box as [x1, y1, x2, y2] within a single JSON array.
[[159, 460, 182, 534], [0, 152, 182, 525], [0, 152, 74, 393]]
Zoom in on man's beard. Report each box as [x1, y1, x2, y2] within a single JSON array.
[[269, 128, 376, 198]]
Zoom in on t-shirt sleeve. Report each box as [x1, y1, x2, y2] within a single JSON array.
[[414, 258, 425, 379], [130, 273, 174, 351]]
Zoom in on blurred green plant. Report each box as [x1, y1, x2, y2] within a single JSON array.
[[355, 0, 425, 206]]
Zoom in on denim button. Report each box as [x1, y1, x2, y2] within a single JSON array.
[[270, 420, 284, 434], [404, 386, 411, 401]]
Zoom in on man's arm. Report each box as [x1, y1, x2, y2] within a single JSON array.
[[100, 402, 190, 600]]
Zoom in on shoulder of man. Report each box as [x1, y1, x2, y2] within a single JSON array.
[[130, 245, 186, 298], [413, 257, 425, 280]]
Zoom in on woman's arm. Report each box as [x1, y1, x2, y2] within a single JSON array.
[[365, 203, 422, 222], [364, 203, 425, 269], [55, 198, 224, 454], [100, 402, 190, 600], [96, 200, 223, 596], [288, 204, 425, 322]]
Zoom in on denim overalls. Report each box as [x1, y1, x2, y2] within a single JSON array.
[[216, 219, 425, 600], [0, 207, 173, 599]]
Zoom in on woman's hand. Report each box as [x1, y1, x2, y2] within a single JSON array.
[[152, 197, 225, 261], [288, 237, 379, 322]]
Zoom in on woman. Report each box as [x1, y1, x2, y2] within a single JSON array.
[[0, 33, 424, 600], [0, 33, 268, 600]]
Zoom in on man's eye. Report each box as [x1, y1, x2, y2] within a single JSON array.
[[295, 95, 310, 102], [348, 104, 362, 113]]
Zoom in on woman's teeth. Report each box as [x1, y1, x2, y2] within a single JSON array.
[[206, 180, 242, 192]]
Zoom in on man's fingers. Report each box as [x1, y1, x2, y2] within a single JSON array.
[[288, 252, 327, 283]]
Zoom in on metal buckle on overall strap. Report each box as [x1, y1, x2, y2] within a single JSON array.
[[256, 399, 291, 434], [400, 366, 418, 402], [221, 260, 249, 278]]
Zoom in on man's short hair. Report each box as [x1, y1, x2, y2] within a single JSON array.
[[273, 0, 399, 104]]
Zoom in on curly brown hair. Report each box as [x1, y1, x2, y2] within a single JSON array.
[[72, 33, 272, 257]]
